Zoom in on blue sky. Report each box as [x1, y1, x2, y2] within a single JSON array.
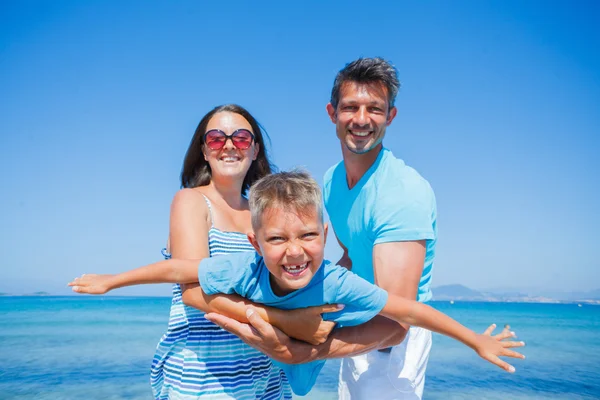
[[1, 1, 598, 296]]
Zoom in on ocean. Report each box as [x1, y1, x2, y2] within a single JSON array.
[[1, 296, 598, 399]]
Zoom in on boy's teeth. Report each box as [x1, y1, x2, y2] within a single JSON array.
[[283, 262, 308, 274], [350, 130, 370, 137]]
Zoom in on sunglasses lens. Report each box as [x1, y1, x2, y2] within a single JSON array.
[[232, 130, 253, 149], [205, 131, 226, 149]]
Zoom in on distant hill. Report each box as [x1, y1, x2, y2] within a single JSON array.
[[514, 289, 600, 302], [587, 289, 600, 299], [432, 284, 484, 300], [563, 289, 600, 301], [0, 291, 51, 297], [432, 284, 600, 304]]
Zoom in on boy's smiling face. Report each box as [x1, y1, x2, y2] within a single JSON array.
[[248, 205, 328, 297]]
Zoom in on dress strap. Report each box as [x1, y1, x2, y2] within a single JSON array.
[[161, 247, 172, 260], [162, 193, 213, 259], [201, 194, 214, 228]]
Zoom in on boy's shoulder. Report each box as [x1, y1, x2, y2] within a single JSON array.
[[316, 260, 358, 295], [317, 259, 388, 328], [317, 259, 348, 280], [199, 250, 267, 298], [290, 260, 349, 300], [202, 249, 260, 268]]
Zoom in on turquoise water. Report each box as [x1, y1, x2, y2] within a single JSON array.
[[1, 297, 599, 399]]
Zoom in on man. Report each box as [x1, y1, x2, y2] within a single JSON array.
[[322, 57, 437, 399], [206, 57, 437, 399]]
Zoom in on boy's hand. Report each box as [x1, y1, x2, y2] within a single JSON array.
[[68, 274, 115, 294], [474, 324, 526, 373], [273, 304, 343, 345]]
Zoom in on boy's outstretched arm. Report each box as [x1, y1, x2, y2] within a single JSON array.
[[68, 261, 338, 345], [68, 258, 200, 294], [380, 294, 526, 372]]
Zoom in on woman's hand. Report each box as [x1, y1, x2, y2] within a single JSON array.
[[68, 274, 115, 294], [473, 323, 526, 373], [272, 304, 343, 345]]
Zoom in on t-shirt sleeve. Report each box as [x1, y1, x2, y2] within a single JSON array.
[[198, 251, 258, 296], [372, 179, 436, 244], [324, 267, 388, 328], [322, 164, 337, 205]]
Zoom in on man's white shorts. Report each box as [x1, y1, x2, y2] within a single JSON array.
[[338, 326, 432, 400]]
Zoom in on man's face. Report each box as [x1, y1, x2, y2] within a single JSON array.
[[248, 205, 328, 297], [327, 81, 397, 155]]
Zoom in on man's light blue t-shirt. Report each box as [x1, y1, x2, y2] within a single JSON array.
[[323, 147, 437, 302], [198, 251, 388, 396]]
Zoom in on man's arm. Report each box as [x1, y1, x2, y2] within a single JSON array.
[[369, 240, 427, 342], [183, 283, 340, 345], [205, 241, 426, 363], [206, 309, 402, 364]]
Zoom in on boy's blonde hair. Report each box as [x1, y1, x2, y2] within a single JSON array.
[[249, 170, 324, 230]]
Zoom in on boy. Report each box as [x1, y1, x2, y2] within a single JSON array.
[[70, 171, 525, 396]]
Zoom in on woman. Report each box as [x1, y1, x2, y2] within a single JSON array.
[[151, 104, 292, 399]]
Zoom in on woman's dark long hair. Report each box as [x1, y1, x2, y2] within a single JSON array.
[[180, 104, 274, 194]]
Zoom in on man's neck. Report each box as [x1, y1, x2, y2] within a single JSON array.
[[342, 144, 383, 189]]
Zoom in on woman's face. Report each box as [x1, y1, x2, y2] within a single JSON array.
[[203, 112, 259, 182]]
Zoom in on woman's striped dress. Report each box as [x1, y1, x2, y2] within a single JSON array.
[[150, 197, 291, 399]]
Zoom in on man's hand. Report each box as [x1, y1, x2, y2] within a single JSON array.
[[206, 307, 315, 364], [207, 308, 407, 363], [273, 305, 342, 345]]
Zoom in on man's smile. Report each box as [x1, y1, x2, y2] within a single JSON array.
[[348, 129, 373, 138]]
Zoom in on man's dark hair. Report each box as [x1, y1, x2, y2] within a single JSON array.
[[330, 57, 400, 110]]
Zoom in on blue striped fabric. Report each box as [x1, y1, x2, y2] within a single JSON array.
[[150, 199, 291, 399]]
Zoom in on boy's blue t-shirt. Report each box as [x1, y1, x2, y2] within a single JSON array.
[[323, 147, 437, 302], [198, 251, 388, 396]]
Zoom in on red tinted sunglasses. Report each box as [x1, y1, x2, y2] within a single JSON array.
[[204, 129, 255, 150]]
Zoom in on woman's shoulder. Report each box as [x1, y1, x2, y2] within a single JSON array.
[[170, 188, 210, 217]]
